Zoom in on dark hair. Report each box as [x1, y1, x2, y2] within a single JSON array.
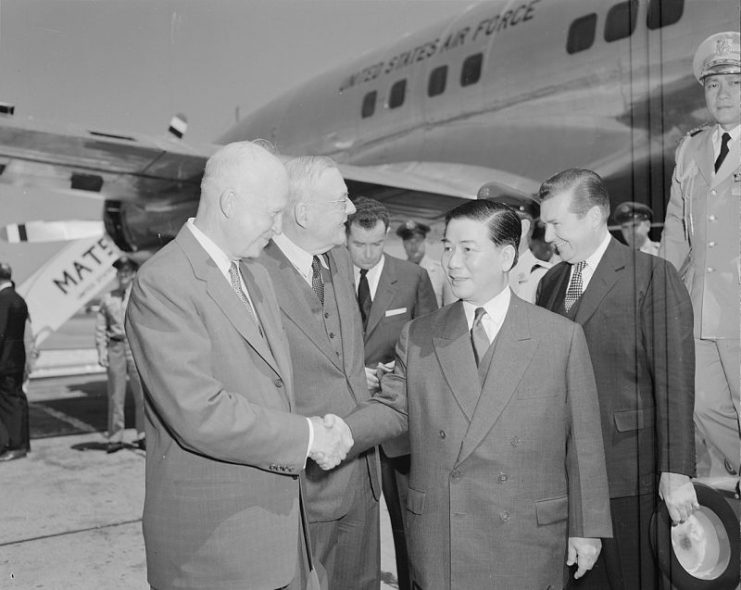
[[538, 168, 610, 219], [346, 197, 390, 233], [0, 262, 12, 281], [444, 200, 521, 268]]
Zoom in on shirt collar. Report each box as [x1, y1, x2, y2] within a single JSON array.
[[583, 231, 611, 271], [714, 124, 741, 143], [462, 286, 511, 330], [187, 218, 233, 278], [272, 233, 322, 280], [354, 255, 385, 283]]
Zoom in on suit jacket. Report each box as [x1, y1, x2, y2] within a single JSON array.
[[660, 126, 740, 339], [347, 295, 612, 589], [125, 227, 311, 590], [363, 254, 437, 367], [537, 238, 696, 498], [0, 285, 29, 376], [257, 241, 381, 522]]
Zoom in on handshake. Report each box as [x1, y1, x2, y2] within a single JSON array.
[[308, 414, 354, 470]]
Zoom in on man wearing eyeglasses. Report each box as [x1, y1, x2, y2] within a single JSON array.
[[258, 156, 383, 590]]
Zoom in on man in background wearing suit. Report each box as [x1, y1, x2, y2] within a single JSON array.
[[660, 31, 740, 478], [126, 142, 351, 590], [346, 197, 437, 590], [536, 169, 698, 590], [346, 200, 612, 589], [0, 262, 30, 462], [257, 157, 382, 590]]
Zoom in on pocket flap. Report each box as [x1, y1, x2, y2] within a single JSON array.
[[535, 495, 568, 526], [407, 486, 426, 515], [613, 408, 646, 432]]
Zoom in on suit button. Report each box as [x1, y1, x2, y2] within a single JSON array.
[[708, 241, 716, 247], [499, 511, 511, 522], [439, 430, 446, 439], [329, 332, 335, 338], [274, 379, 283, 388], [498, 472, 508, 483], [510, 436, 520, 447], [450, 469, 462, 481], [707, 267, 715, 272], [709, 215, 716, 221], [711, 190, 717, 196], [324, 312, 330, 318]]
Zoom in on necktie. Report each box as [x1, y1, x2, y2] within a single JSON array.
[[357, 269, 371, 329], [471, 307, 490, 366], [564, 260, 587, 313], [311, 255, 324, 305], [229, 261, 259, 327], [714, 132, 731, 173]]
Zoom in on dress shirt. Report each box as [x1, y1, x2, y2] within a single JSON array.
[[712, 124, 740, 164], [0, 281, 11, 293], [272, 233, 329, 287], [187, 220, 313, 453], [570, 231, 611, 292], [353, 256, 385, 299], [462, 286, 511, 343]]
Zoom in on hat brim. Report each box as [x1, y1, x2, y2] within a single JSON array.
[[649, 482, 740, 590]]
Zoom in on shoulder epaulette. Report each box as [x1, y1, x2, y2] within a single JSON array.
[[688, 124, 711, 137]]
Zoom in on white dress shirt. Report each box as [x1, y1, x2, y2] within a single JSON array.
[[353, 256, 385, 299], [570, 231, 611, 293], [712, 124, 740, 170], [272, 233, 328, 287], [462, 286, 511, 343]]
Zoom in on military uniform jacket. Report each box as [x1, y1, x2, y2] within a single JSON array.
[[660, 126, 740, 339], [347, 296, 612, 589]]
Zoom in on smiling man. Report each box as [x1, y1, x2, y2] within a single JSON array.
[[345, 199, 611, 589], [536, 168, 697, 590], [345, 197, 437, 590], [660, 31, 740, 480]]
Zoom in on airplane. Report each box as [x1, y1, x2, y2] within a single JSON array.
[[0, 0, 736, 335]]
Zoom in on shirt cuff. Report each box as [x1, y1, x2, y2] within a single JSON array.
[[305, 416, 314, 464]]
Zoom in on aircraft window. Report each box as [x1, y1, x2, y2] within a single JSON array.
[[460, 53, 483, 87], [389, 79, 406, 109], [362, 91, 377, 118], [646, 0, 683, 30], [604, 0, 638, 42], [566, 14, 597, 54], [428, 65, 447, 97]]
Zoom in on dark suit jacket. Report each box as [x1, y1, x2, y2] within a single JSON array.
[[0, 285, 29, 376], [537, 237, 695, 497], [363, 254, 437, 366], [257, 241, 381, 522], [346, 295, 612, 589], [126, 227, 311, 590]]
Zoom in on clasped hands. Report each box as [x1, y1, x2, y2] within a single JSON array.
[[308, 414, 354, 470]]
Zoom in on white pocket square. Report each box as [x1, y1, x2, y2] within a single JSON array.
[[385, 307, 407, 317]]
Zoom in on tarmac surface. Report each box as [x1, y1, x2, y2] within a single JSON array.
[[1, 322, 400, 590]]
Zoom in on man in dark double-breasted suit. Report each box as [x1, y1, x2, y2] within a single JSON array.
[[346, 199, 612, 589], [536, 168, 697, 590]]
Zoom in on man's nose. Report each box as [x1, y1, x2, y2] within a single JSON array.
[[544, 225, 555, 243], [346, 199, 356, 215]]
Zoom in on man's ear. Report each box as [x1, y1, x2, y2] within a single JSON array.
[[295, 201, 309, 229], [587, 205, 603, 229], [220, 190, 235, 217], [502, 244, 517, 272]]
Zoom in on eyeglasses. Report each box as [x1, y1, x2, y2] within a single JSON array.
[[307, 196, 351, 209]]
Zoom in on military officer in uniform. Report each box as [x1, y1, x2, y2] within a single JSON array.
[[613, 202, 660, 256], [659, 31, 740, 477], [396, 220, 455, 307]]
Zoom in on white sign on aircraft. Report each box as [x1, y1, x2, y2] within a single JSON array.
[[16, 234, 119, 345]]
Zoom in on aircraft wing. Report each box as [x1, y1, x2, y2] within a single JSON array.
[[0, 115, 215, 202], [337, 161, 540, 222]]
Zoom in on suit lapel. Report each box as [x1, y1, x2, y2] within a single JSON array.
[[433, 302, 480, 420], [365, 255, 396, 338], [573, 238, 624, 326], [713, 137, 740, 187], [176, 228, 280, 375], [697, 130, 715, 187], [263, 242, 343, 371], [541, 263, 570, 312], [457, 297, 536, 464]]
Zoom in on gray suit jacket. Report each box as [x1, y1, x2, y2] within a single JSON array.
[[346, 295, 612, 589], [257, 241, 381, 523], [126, 227, 310, 590]]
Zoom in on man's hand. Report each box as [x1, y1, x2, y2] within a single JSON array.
[[364, 367, 380, 392], [659, 472, 699, 525], [308, 414, 354, 470], [98, 352, 108, 368], [376, 361, 394, 383], [567, 537, 601, 579]]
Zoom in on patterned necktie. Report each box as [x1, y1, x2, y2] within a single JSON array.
[[714, 132, 731, 173], [471, 307, 490, 366], [564, 260, 587, 313], [311, 255, 324, 305], [357, 268, 372, 329], [229, 261, 259, 328]]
